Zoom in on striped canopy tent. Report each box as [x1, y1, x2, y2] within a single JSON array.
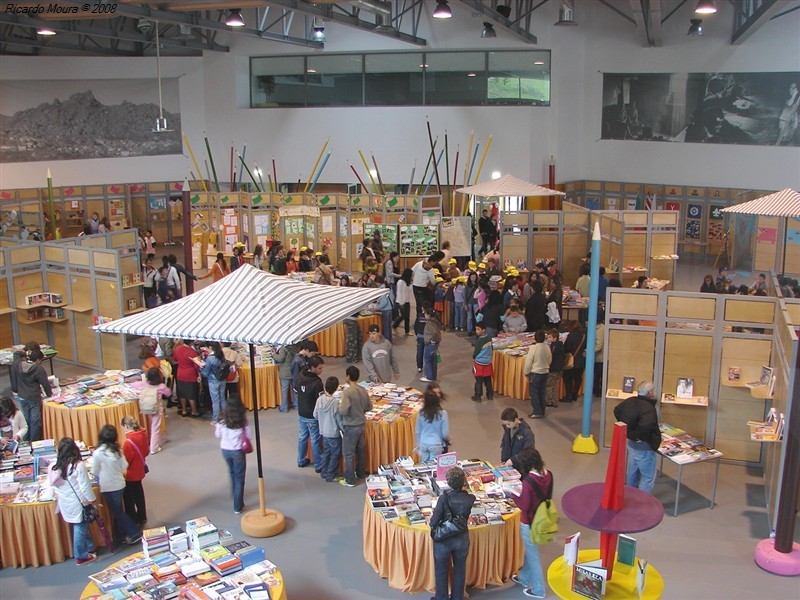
[[456, 173, 565, 198], [720, 188, 800, 217], [93, 263, 388, 344]]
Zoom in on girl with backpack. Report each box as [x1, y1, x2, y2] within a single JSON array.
[[199, 342, 228, 423], [131, 367, 172, 454], [511, 448, 553, 599]]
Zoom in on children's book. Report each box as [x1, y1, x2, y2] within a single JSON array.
[[616, 534, 636, 567], [563, 532, 580, 566], [676, 377, 694, 399], [572, 560, 607, 600], [622, 377, 635, 394], [727, 367, 740, 381]]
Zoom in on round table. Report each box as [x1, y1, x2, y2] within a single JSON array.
[[79, 551, 287, 599], [0, 492, 111, 567], [44, 400, 143, 446], [547, 549, 664, 599], [309, 314, 381, 357], [560, 483, 664, 535], [362, 497, 523, 594], [492, 350, 529, 401], [238, 363, 281, 410]]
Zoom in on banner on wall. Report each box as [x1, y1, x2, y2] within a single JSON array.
[[601, 72, 800, 146]]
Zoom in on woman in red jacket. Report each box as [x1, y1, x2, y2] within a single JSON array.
[[121, 416, 150, 527], [172, 339, 200, 417], [511, 448, 552, 599]]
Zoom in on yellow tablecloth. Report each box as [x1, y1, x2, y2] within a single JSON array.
[[309, 412, 418, 474], [546, 549, 663, 599], [362, 497, 523, 594], [79, 551, 287, 599], [238, 363, 281, 410], [0, 493, 111, 568], [309, 315, 382, 357], [44, 401, 144, 446], [492, 350, 529, 401]]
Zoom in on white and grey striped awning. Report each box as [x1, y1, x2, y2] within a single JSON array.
[[93, 264, 388, 346], [720, 188, 800, 218]]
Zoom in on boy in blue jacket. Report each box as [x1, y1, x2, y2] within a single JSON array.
[[472, 323, 494, 403]]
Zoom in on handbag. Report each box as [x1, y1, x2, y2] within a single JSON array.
[[563, 333, 585, 370], [65, 472, 98, 523], [240, 427, 253, 454], [127, 439, 150, 475], [430, 492, 468, 542]]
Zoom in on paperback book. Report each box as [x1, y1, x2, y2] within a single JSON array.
[[572, 560, 607, 600], [622, 376, 635, 394]]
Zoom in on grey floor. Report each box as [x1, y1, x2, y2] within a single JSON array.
[[1, 254, 798, 600]]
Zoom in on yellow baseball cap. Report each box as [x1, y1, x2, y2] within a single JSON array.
[[433, 268, 441, 274], [468, 261, 477, 269], [300, 246, 308, 251], [448, 258, 457, 264], [235, 241, 245, 248], [478, 263, 486, 269], [435, 277, 444, 282], [458, 276, 468, 283], [315, 251, 322, 256]]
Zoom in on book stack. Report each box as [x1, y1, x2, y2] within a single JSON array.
[[168, 525, 189, 553], [142, 526, 170, 557], [88, 567, 128, 593], [236, 545, 267, 569], [209, 552, 242, 577], [186, 517, 219, 550]]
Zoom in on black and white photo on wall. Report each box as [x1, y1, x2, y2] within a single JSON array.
[[601, 71, 800, 147]]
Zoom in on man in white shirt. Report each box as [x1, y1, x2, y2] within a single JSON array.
[[411, 259, 435, 314]]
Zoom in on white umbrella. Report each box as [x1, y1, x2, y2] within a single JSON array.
[[720, 188, 800, 217], [456, 173, 565, 197]]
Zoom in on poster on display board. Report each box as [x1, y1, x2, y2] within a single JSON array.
[[364, 224, 398, 254], [399, 224, 439, 257], [440, 217, 472, 257]]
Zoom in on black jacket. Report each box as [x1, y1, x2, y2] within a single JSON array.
[[296, 370, 323, 419], [525, 292, 546, 332], [500, 420, 535, 470], [10, 359, 52, 402], [549, 340, 565, 373], [564, 331, 586, 370], [614, 394, 661, 451], [478, 216, 493, 237], [429, 489, 476, 540], [478, 302, 504, 330]]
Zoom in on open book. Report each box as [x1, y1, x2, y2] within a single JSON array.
[[746, 366, 773, 388]]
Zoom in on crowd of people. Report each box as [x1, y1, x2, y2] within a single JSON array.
[[700, 267, 772, 296]]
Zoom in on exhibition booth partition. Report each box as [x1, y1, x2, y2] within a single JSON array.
[[0, 230, 142, 371], [601, 286, 795, 531]]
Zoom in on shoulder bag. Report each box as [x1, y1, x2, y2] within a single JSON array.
[[240, 427, 253, 454], [66, 470, 98, 523], [127, 439, 150, 474], [563, 333, 585, 370], [430, 491, 468, 542]]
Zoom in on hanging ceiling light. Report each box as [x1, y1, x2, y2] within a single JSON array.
[[226, 9, 245, 27], [555, 2, 577, 26], [433, 0, 452, 19], [152, 22, 173, 133], [36, 26, 56, 36], [311, 19, 326, 42], [688, 18, 704, 36], [481, 22, 496, 38], [694, 1, 717, 14]]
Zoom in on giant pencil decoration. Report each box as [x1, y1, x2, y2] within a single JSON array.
[[204, 160, 212, 188], [416, 137, 437, 195], [349, 162, 368, 192], [230, 144, 234, 191], [204, 135, 220, 192], [426, 119, 442, 195], [183, 134, 208, 191], [305, 138, 330, 193], [451, 148, 459, 217], [272, 158, 278, 193], [239, 145, 247, 191], [408, 160, 416, 194], [358, 149, 378, 194], [237, 151, 261, 192], [466, 143, 480, 189], [444, 132, 451, 210], [371, 153, 386, 196], [255, 163, 266, 192], [463, 130, 474, 199], [46, 169, 55, 238], [473, 134, 493, 184], [421, 149, 444, 197], [309, 150, 331, 193]]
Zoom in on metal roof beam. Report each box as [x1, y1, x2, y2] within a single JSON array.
[[458, 0, 539, 44], [0, 31, 141, 55], [731, 0, 782, 44]]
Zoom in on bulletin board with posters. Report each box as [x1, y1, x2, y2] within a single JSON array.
[[364, 224, 398, 255], [399, 224, 439, 257]]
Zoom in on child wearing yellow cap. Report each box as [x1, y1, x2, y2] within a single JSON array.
[[452, 276, 467, 331]]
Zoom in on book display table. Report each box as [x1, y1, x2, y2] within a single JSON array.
[[561, 484, 664, 537], [547, 549, 664, 599], [79, 551, 287, 599], [309, 314, 381, 357], [0, 344, 58, 375], [362, 472, 523, 595], [657, 423, 723, 517], [0, 488, 111, 567], [238, 363, 281, 410], [492, 349, 530, 401], [44, 400, 143, 447]]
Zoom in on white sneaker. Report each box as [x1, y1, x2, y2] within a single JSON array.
[[419, 377, 432, 382]]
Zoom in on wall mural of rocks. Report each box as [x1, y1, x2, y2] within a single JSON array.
[[0, 78, 182, 162]]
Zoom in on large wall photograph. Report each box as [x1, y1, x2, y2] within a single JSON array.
[[601, 71, 799, 147], [0, 78, 182, 162]]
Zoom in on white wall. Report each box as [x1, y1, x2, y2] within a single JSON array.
[[0, 1, 798, 191]]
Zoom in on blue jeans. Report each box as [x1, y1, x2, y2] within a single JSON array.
[[433, 533, 470, 600], [279, 378, 292, 412], [17, 397, 42, 442], [626, 441, 657, 493], [208, 377, 227, 422], [518, 522, 546, 596], [342, 424, 366, 484], [71, 521, 93, 560], [424, 342, 439, 380], [297, 416, 322, 469], [103, 489, 140, 542], [529, 373, 548, 417], [454, 302, 465, 329], [466, 303, 477, 333], [382, 309, 393, 343], [419, 444, 444, 462], [416, 335, 425, 370], [320, 435, 342, 481], [222, 449, 246, 512]]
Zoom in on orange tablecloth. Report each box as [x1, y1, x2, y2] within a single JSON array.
[[44, 400, 144, 446], [79, 551, 287, 599], [309, 411, 418, 474], [362, 497, 523, 594], [492, 350, 529, 401], [239, 363, 281, 410], [309, 315, 382, 357], [0, 493, 111, 568]]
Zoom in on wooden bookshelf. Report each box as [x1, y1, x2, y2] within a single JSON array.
[[661, 394, 708, 407]]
